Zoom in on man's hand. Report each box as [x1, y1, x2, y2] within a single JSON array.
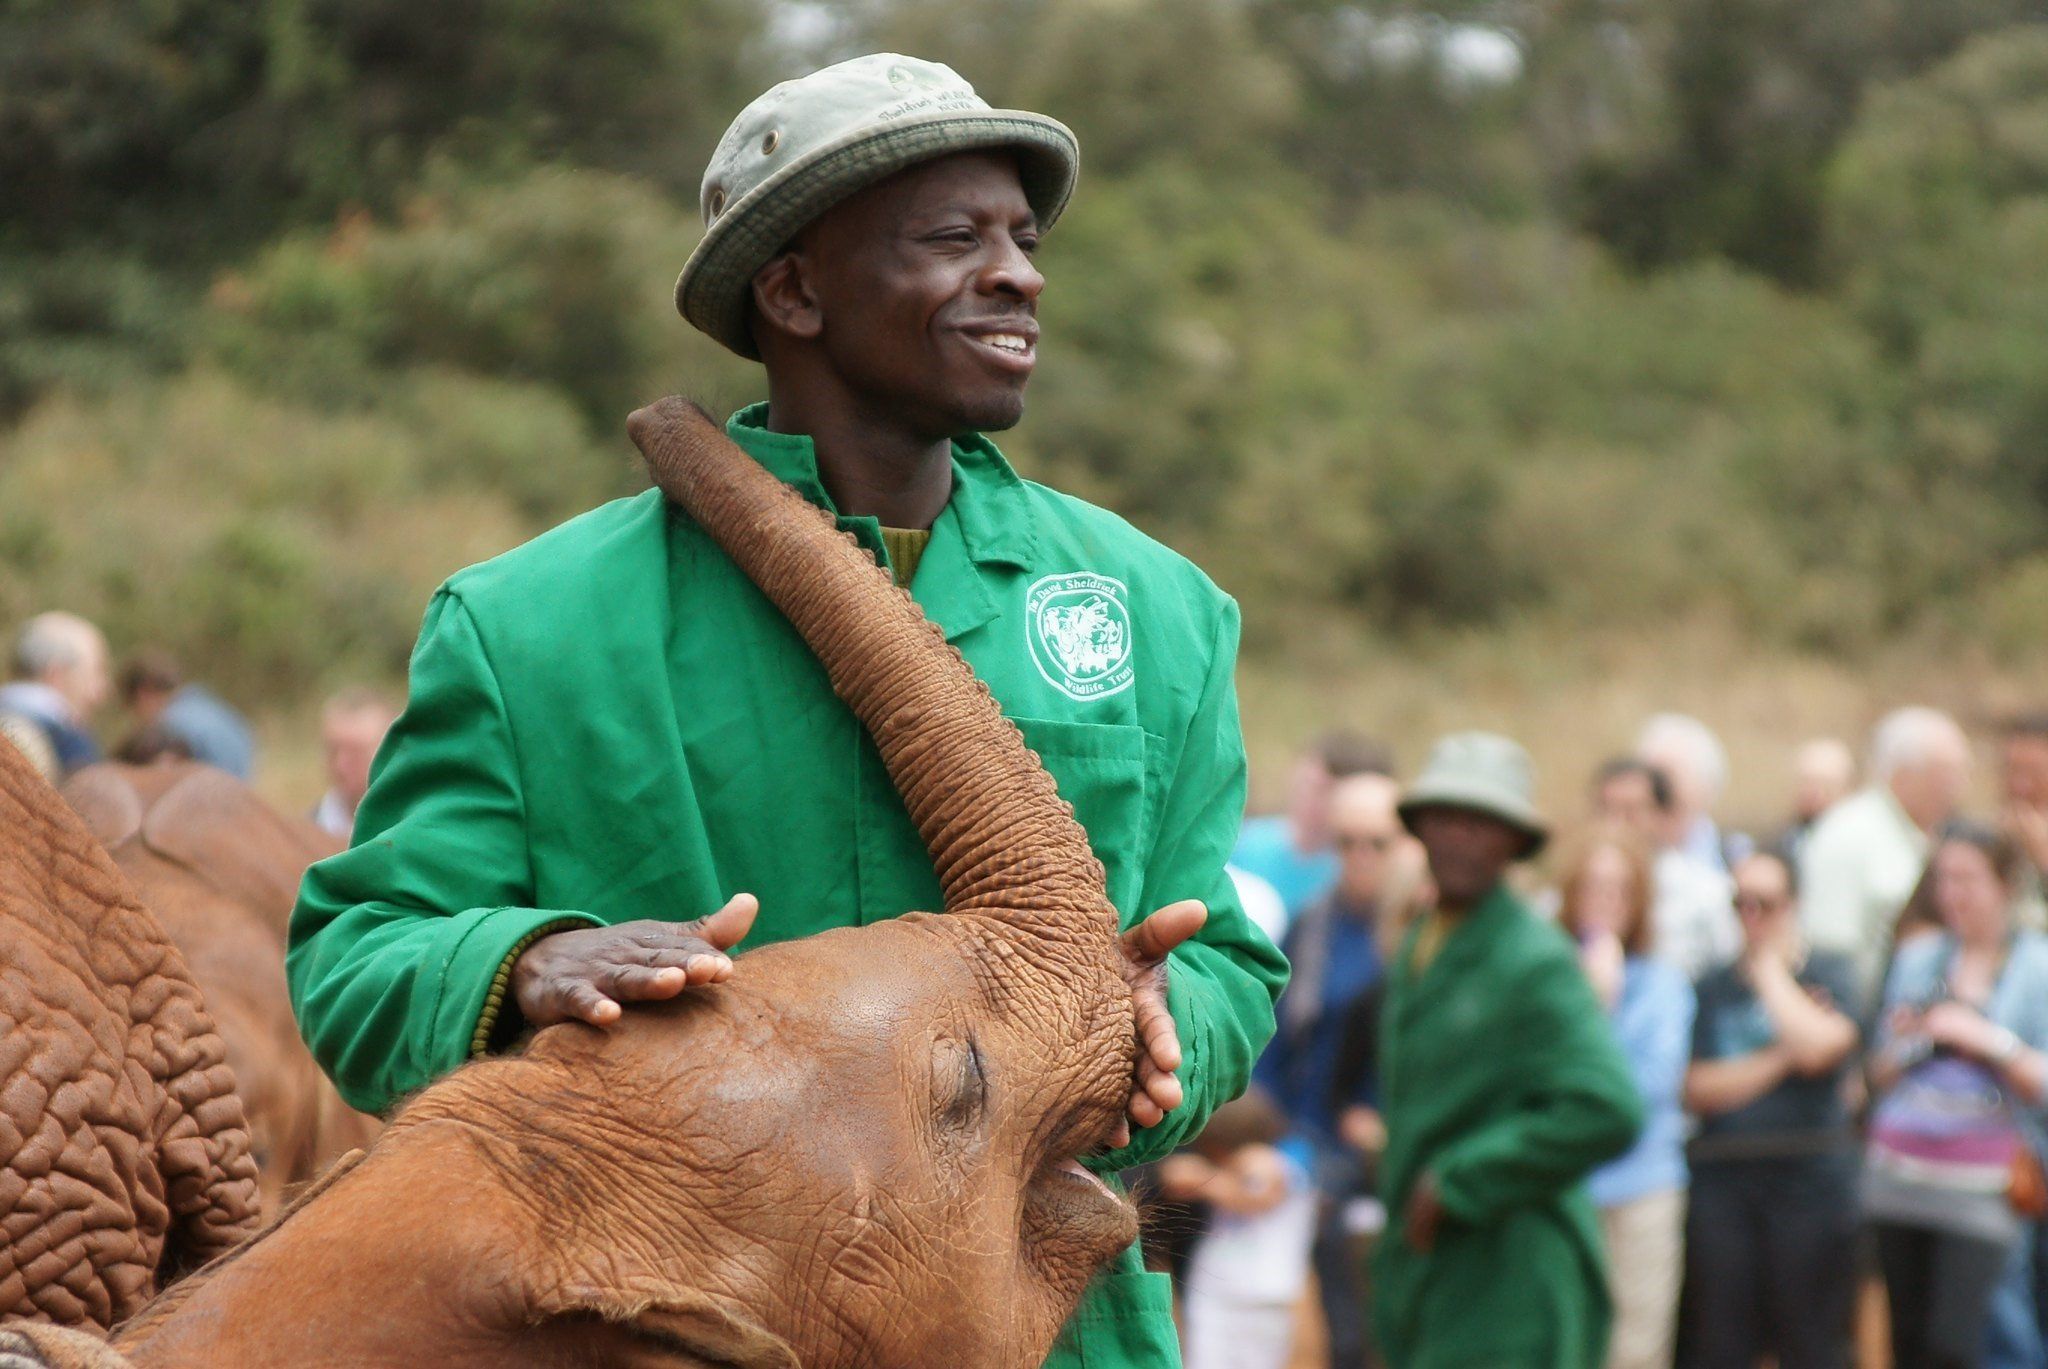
[[1404, 1171, 1446, 1253], [1106, 899, 1207, 1148], [510, 894, 759, 1030]]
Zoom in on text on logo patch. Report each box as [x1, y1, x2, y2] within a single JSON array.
[[1026, 572, 1134, 702]]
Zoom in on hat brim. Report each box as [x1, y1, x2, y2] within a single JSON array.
[[1398, 789, 1549, 859], [675, 109, 1079, 360]]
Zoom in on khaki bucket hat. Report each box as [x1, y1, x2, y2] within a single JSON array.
[[1397, 731, 1550, 858], [675, 54, 1080, 359]]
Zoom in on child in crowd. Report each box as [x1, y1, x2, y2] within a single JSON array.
[[1161, 1089, 1319, 1369]]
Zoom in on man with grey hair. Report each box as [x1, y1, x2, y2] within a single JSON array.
[[0, 611, 109, 777], [1636, 712, 1751, 873], [1800, 706, 1972, 1003]]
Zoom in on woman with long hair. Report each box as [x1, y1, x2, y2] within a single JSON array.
[[1558, 828, 1695, 1369], [1865, 824, 2048, 1369]]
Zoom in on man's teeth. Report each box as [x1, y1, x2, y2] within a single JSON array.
[[981, 333, 1031, 354]]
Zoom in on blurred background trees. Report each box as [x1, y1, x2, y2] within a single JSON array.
[[4, 0, 2047, 710]]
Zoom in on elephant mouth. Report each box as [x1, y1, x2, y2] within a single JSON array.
[[1023, 1151, 1138, 1263], [1050, 1157, 1113, 1198]]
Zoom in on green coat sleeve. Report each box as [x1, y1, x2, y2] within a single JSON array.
[[286, 590, 600, 1115], [1098, 598, 1288, 1169], [1429, 938, 1644, 1225]]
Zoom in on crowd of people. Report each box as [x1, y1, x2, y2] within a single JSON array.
[[12, 605, 2048, 1368], [0, 610, 396, 839], [1166, 709, 2048, 1369]]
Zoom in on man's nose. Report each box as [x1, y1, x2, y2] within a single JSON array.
[[980, 240, 1044, 303]]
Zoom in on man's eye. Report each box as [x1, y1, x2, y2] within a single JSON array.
[[928, 229, 977, 246], [1015, 236, 1040, 255]]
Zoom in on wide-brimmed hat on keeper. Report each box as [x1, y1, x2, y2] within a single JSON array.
[[675, 53, 1080, 359], [1398, 731, 1550, 858]]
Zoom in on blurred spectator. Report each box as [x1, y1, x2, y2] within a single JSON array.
[[1594, 756, 1739, 981], [1638, 713, 1751, 873], [2002, 713, 2048, 932], [111, 725, 195, 767], [1257, 771, 1404, 1369], [2005, 716, 2048, 1369], [119, 649, 256, 779], [0, 711, 58, 780], [1803, 707, 1972, 1004], [1865, 825, 2048, 1369], [1771, 738, 1858, 869], [313, 687, 399, 839], [1234, 731, 1394, 929], [0, 612, 109, 777], [1559, 831, 1695, 1369], [1683, 851, 1862, 1369], [1228, 864, 1288, 945], [1162, 1090, 1318, 1369], [1375, 733, 1642, 1369]]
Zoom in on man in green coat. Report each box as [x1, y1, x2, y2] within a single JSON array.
[[1373, 734, 1643, 1369], [287, 53, 1286, 1368]]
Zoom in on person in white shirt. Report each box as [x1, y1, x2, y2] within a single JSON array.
[[1595, 756, 1739, 981], [1228, 864, 1288, 946], [1638, 712, 1752, 874], [1799, 706, 1971, 1005], [311, 687, 398, 839], [1161, 1089, 1320, 1369]]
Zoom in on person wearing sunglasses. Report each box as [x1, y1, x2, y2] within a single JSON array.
[[1682, 850, 1862, 1369]]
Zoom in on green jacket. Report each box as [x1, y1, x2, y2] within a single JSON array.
[[1372, 887, 1643, 1369], [287, 403, 1287, 1369]]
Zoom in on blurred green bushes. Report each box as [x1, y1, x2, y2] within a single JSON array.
[[5, 0, 2048, 709]]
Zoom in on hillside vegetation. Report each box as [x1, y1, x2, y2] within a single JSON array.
[[6, 0, 2048, 796]]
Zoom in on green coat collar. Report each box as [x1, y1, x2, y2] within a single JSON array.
[[725, 404, 1037, 644], [1397, 882, 1520, 997]]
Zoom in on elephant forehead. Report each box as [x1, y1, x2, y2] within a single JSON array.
[[731, 917, 985, 1023]]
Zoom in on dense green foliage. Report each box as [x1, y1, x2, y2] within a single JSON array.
[[3, 0, 2045, 705]]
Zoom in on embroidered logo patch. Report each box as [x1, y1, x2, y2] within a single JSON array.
[[1026, 572, 1134, 702]]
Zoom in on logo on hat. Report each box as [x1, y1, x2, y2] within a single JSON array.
[[1027, 572, 1134, 702]]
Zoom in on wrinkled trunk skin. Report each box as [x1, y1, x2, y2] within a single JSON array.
[[62, 764, 381, 1218], [0, 740, 261, 1329], [0, 399, 1137, 1368]]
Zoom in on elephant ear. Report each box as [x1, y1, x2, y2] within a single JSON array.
[[536, 1286, 800, 1369], [0, 741, 261, 1328], [62, 763, 340, 939]]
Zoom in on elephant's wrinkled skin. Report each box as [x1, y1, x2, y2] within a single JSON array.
[[3, 399, 1142, 1367], [60, 763, 379, 1216], [0, 742, 260, 1330]]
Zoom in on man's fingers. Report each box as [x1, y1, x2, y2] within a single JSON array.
[[1127, 1093, 1165, 1129], [1121, 899, 1206, 963], [1134, 992, 1183, 1073], [607, 965, 688, 1001], [559, 980, 621, 1027], [1142, 1067, 1184, 1114], [693, 893, 759, 951]]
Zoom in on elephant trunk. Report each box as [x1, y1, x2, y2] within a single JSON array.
[[627, 399, 1115, 939]]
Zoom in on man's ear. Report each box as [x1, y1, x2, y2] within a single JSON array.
[[749, 253, 823, 345]]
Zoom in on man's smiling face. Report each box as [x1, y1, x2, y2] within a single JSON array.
[[762, 150, 1044, 438]]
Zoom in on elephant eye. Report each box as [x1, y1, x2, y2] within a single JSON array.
[[938, 1035, 988, 1132]]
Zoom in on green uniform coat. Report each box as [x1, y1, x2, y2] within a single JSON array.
[[287, 403, 1288, 1369], [1372, 887, 1644, 1369]]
